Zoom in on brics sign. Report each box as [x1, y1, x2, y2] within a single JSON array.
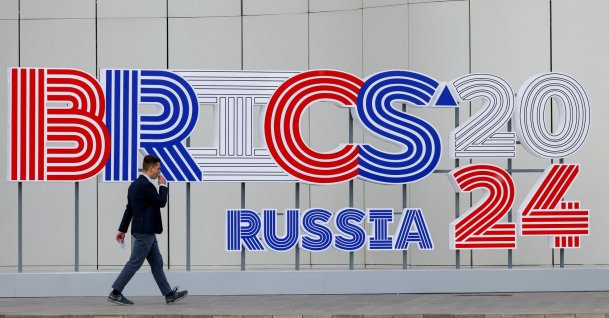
[[8, 68, 591, 252]]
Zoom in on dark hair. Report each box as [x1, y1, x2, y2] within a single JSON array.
[[142, 155, 161, 171]]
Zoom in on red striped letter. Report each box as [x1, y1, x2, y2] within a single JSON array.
[[517, 164, 589, 248], [9, 68, 110, 181], [449, 164, 517, 249], [264, 70, 362, 184]]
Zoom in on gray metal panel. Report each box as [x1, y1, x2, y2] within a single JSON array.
[[0, 19, 19, 270], [19, 17, 97, 270], [97, 18, 167, 69], [243, 0, 307, 15], [243, 13, 308, 70], [470, 0, 551, 171], [4, 268, 609, 297], [20, 0, 95, 19], [78, 179, 99, 268], [361, 3, 409, 268], [244, 183, 298, 267], [0, 0, 18, 20], [363, 0, 407, 7], [362, 4, 408, 76], [408, 0, 469, 172], [168, 17, 242, 69], [97, 0, 166, 18], [309, 9, 362, 74], [169, 183, 187, 268], [309, 0, 362, 13], [96, 15, 167, 269], [168, 0, 241, 17], [552, 0, 609, 265], [0, 0, 605, 277]]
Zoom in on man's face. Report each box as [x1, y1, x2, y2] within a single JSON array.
[[147, 163, 161, 179]]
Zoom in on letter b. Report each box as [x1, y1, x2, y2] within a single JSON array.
[[9, 68, 110, 181]]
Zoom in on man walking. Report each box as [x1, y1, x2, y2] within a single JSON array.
[[107, 155, 188, 305]]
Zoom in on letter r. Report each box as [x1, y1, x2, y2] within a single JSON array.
[[102, 69, 202, 182]]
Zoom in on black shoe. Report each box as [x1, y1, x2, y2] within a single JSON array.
[[165, 286, 188, 304], [107, 292, 134, 305]]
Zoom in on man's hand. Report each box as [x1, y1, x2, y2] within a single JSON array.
[[116, 231, 125, 243], [158, 174, 167, 186]]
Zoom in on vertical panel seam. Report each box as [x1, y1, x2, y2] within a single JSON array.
[[17, 0, 22, 274], [95, 0, 99, 271], [165, 0, 171, 270]]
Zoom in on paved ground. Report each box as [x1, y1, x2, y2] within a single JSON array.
[[1, 292, 609, 316]]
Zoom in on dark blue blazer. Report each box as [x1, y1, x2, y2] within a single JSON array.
[[118, 175, 168, 234]]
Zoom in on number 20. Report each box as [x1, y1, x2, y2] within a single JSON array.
[[449, 73, 590, 159]]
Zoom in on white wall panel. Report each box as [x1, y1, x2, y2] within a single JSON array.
[[97, 17, 167, 269], [308, 8, 363, 169], [168, 16, 241, 270], [463, 182, 510, 267], [243, 14, 308, 70], [21, 19, 96, 72], [470, 0, 550, 171], [185, 72, 240, 268], [511, 172, 553, 266], [307, 182, 366, 268], [364, 0, 407, 8], [470, 0, 550, 96], [363, 5, 408, 76], [19, 18, 96, 270], [310, 0, 362, 13], [98, 0, 166, 19], [469, 0, 551, 266], [243, 0, 307, 16], [310, 10, 362, 74], [169, 0, 241, 17], [169, 13, 243, 269], [308, 9, 364, 267], [0, 20, 19, 271], [21, 183, 74, 268], [363, 183, 404, 266], [409, 0, 461, 3], [97, 182, 130, 269], [190, 183, 241, 269], [76, 179, 99, 269], [169, 17, 241, 69], [97, 19, 167, 69], [1, 0, 608, 274], [408, 1, 469, 172], [243, 12, 308, 268], [553, 0, 609, 265], [167, 183, 187, 268], [408, 173, 455, 267], [21, 0, 95, 19], [361, 5, 409, 267], [0, 0, 18, 19], [407, 1, 468, 266], [244, 183, 298, 268]]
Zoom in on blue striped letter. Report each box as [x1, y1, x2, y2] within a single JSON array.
[[301, 208, 333, 252], [226, 209, 265, 251], [263, 209, 299, 252], [102, 69, 202, 182], [334, 208, 366, 251], [368, 209, 394, 250], [356, 70, 453, 184], [394, 208, 434, 250]]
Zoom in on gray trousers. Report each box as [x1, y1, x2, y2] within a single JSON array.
[[112, 233, 172, 296]]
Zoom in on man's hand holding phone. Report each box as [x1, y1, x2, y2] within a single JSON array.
[[116, 231, 126, 249]]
